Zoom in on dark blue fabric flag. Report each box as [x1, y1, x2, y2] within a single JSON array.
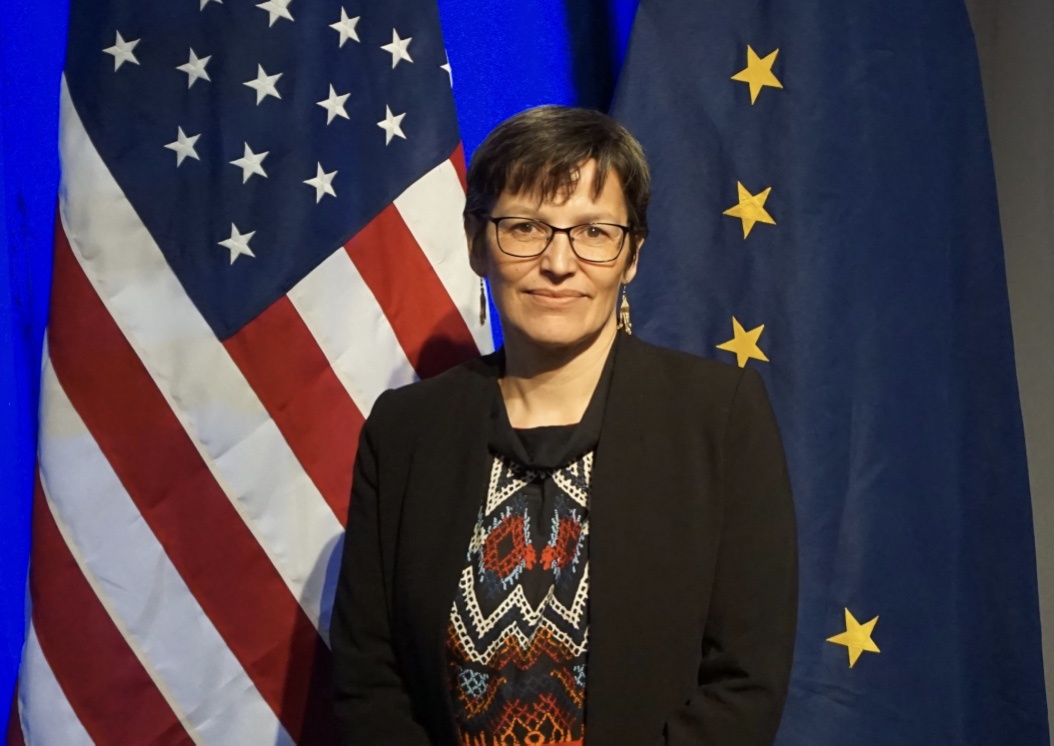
[[612, 0, 1048, 742]]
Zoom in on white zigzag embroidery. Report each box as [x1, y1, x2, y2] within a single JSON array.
[[456, 561, 589, 634], [450, 603, 591, 665], [551, 453, 591, 508]]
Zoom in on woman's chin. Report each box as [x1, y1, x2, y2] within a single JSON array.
[[508, 317, 610, 352]]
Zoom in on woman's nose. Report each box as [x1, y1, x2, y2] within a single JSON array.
[[539, 231, 576, 277]]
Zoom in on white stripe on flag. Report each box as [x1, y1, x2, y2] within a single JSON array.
[[57, 77, 342, 635], [394, 158, 495, 354], [18, 625, 94, 746], [38, 353, 291, 745], [288, 247, 417, 417]]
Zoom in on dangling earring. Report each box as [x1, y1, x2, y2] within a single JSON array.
[[617, 285, 632, 335], [478, 278, 487, 326]]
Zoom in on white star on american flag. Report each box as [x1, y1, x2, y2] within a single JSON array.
[[164, 127, 200, 166], [176, 49, 211, 88], [256, 0, 293, 26], [377, 105, 407, 144], [103, 32, 140, 71], [218, 223, 256, 264], [441, 53, 452, 85], [317, 85, 350, 125], [304, 163, 338, 203], [381, 29, 413, 69], [230, 143, 269, 183], [330, 8, 361, 47], [244, 64, 282, 104]]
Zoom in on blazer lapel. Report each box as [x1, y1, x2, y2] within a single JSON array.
[[586, 334, 690, 743], [393, 355, 500, 741]]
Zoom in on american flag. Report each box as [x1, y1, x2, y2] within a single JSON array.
[[10, 0, 490, 742]]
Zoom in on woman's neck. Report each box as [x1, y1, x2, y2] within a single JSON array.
[[499, 322, 618, 428]]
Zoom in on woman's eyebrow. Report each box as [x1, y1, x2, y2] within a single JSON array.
[[496, 208, 624, 223]]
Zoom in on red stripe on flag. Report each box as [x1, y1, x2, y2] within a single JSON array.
[[47, 227, 335, 742], [345, 204, 478, 379], [6, 688, 24, 746], [451, 145, 467, 192], [224, 295, 363, 523], [29, 475, 193, 745]]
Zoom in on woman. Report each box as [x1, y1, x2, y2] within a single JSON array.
[[331, 106, 797, 745]]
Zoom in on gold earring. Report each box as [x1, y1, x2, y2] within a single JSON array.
[[479, 278, 487, 326], [617, 285, 632, 335]]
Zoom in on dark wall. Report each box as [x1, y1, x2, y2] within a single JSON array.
[[967, 0, 1054, 730]]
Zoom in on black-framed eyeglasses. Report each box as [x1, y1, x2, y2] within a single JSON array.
[[484, 216, 631, 263]]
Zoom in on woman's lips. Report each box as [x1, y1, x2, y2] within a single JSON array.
[[525, 290, 585, 307]]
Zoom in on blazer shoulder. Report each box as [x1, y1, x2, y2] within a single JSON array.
[[626, 334, 748, 397], [619, 335, 778, 443]]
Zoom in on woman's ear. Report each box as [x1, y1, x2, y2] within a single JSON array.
[[621, 238, 643, 284], [465, 215, 487, 278]]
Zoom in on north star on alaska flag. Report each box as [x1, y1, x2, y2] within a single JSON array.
[[10, 0, 490, 743], [612, 0, 1048, 743]]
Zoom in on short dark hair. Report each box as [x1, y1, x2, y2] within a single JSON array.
[[464, 106, 650, 261]]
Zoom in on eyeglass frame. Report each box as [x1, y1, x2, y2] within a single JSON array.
[[480, 214, 634, 263]]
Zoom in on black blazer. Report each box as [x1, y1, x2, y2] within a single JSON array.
[[331, 333, 797, 745]]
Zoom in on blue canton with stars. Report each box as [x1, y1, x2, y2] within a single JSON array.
[[64, 0, 460, 340]]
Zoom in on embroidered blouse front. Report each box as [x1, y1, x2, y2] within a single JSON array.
[[447, 443, 592, 746]]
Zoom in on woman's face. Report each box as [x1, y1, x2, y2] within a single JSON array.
[[471, 160, 638, 352]]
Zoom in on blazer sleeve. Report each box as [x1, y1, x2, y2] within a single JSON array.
[[330, 393, 431, 745], [663, 368, 798, 745]]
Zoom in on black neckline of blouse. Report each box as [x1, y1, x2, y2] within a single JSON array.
[[488, 333, 620, 470]]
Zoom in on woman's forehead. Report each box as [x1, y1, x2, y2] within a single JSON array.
[[496, 162, 627, 215]]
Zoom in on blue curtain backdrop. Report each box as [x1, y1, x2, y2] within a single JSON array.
[[0, 0, 639, 729], [0, 0, 69, 724]]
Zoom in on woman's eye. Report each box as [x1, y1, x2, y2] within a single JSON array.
[[580, 225, 612, 240]]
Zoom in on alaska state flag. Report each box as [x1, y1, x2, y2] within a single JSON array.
[[612, 0, 1048, 742]]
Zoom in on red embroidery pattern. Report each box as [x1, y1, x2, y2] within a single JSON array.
[[540, 517, 582, 572], [482, 514, 534, 576]]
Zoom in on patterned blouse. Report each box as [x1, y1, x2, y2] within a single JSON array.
[[446, 348, 614, 746]]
